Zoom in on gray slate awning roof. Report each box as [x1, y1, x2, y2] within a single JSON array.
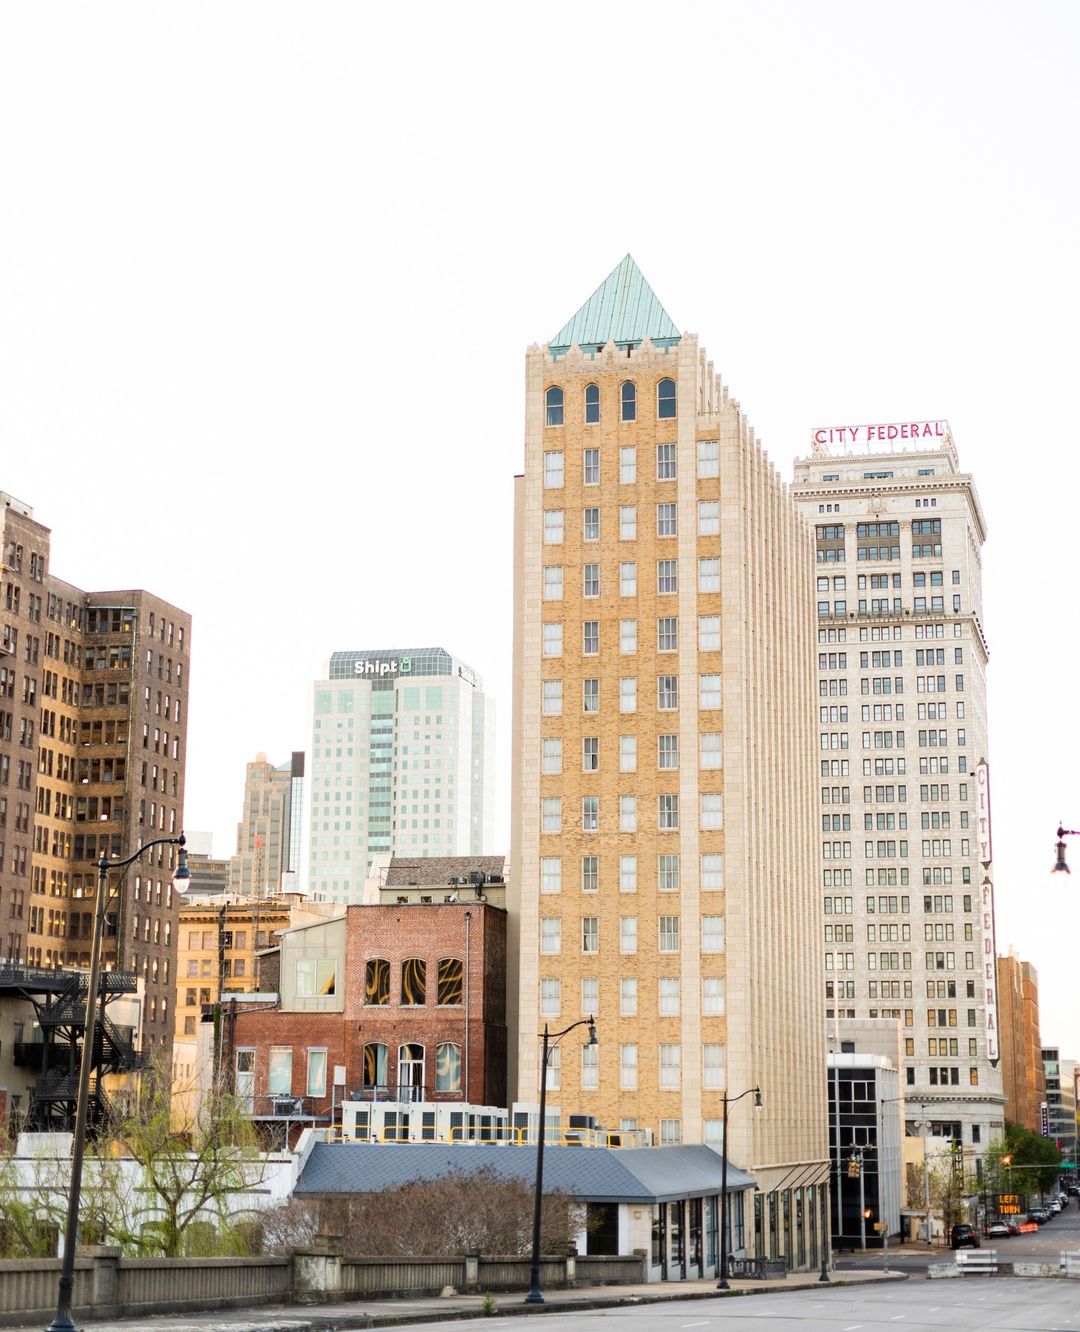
[[295, 1142, 756, 1206]]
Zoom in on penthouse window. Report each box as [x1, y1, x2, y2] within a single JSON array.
[[545, 386, 564, 426], [657, 378, 676, 419], [621, 381, 636, 422], [585, 383, 600, 424]]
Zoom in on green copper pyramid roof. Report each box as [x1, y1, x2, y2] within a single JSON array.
[[549, 254, 680, 355]]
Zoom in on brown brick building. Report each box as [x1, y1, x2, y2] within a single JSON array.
[[228, 898, 506, 1130], [996, 951, 1045, 1132], [0, 491, 191, 1093]]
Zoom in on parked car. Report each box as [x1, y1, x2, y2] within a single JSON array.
[[1005, 1219, 1021, 1236], [985, 1221, 1010, 1238], [1047, 1200, 1062, 1215], [1028, 1208, 1049, 1224], [951, 1223, 981, 1249]]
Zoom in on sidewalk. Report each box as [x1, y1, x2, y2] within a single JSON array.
[[6, 1268, 907, 1332]]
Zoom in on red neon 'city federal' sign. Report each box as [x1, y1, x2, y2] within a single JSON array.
[[813, 420, 948, 447]]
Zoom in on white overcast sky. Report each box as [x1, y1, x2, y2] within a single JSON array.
[[1, 2, 1077, 1045]]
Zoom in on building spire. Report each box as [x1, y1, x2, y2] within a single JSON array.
[[549, 254, 680, 354]]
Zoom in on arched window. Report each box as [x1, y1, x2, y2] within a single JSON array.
[[657, 378, 676, 419], [621, 381, 636, 422], [363, 1042, 388, 1094], [401, 957, 426, 1005], [584, 383, 600, 425], [365, 957, 390, 1005], [436, 1042, 462, 1094], [398, 1043, 425, 1102], [545, 386, 564, 427], [437, 956, 463, 1005]]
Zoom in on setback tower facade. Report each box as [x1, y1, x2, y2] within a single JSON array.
[[792, 426, 1005, 1157], [511, 257, 827, 1267]]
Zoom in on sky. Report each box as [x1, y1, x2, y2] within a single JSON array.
[[1, 2, 1077, 1044]]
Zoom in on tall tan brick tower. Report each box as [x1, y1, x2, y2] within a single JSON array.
[[510, 258, 827, 1262]]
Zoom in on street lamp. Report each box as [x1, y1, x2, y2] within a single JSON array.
[[1052, 825, 1079, 874], [48, 834, 190, 1332], [524, 1016, 597, 1305], [716, 1086, 762, 1290]]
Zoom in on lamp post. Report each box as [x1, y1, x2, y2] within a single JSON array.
[[524, 1016, 597, 1305], [1052, 825, 1080, 874], [47, 834, 190, 1332], [716, 1085, 762, 1289]]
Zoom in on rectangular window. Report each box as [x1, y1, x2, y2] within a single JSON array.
[[541, 797, 562, 833], [583, 563, 600, 597], [542, 566, 563, 600], [583, 507, 600, 541], [699, 558, 721, 592], [542, 737, 562, 773], [581, 1042, 599, 1089], [702, 1043, 725, 1090], [620, 619, 637, 654], [583, 620, 599, 654], [582, 736, 599, 771], [543, 452, 564, 488], [620, 916, 637, 954], [620, 446, 636, 484], [659, 1043, 681, 1088], [268, 1047, 293, 1096], [658, 675, 678, 710], [620, 505, 637, 539], [582, 916, 599, 953], [542, 680, 563, 714], [583, 447, 599, 485], [541, 857, 561, 893], [699, 615, 721, 651], [657, 444, 677, 480], [657, 502, 677, 536], [620, 978, 638, 1017], [540, 978, 560, 1017], [657, 616, 678, 652], [657, 560, 678, 594], [543, 510, 564, 543], [620, 854, 638, 892], [620, 677, 637, 713], [702, 977, 725, 1015], [581, 797, 599, 831], [659, 915, 680, 952], [698, 439, 719, 477], [620, 794, 638, 831], [700, 733, 723, 769], [540, 917, 561, 953], [658, 733, 679, 770], [620, 734, 637, 772], [698, 500, 720, 535], [700, 674, 722, 709], [702, 853, 725, 890], [620, 562, 637, 596], [702, 916, 725, 952], [542, 622, 563, 657], [701, 792, 724, 829], [659, 793, 679, 829], [659, 977, 680, 1015], [658, 853, 679, 891], [620, 1043, 638, 1090], [583, 678, 599, 712]]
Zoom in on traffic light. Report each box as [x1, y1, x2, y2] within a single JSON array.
[[1000, 1154, 1012, 1167], [862, 1209, 873, 1220], [848, 1158, 861, 1178]]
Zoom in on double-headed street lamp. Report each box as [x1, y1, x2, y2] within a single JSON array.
[[524, 1017, 598, 1306], [716, 1085, 762, 1290], [48, 834, 191, 1332]]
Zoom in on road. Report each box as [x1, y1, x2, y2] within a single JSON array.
[[379, 1280, 1080, 1332], [836, 1200, 1080, 1276]]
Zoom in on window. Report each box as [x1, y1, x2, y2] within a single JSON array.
[[702, 1043, 725, 1090], [582, 736, 599, 771], [658, 853, 679, 891], [620, 677, 637, 713], [702, 916, 725, 952], [401, 958, 426, 1005], [657, 444, 677, 480], [582, 917, 599, 953], [701, 792, 724, 829], [583, 678, 599, 712], [658, 734, 679, 769], [620, 446, 636, 484], [660, 1119, 681, 1145], [540, 918, 561, 953], [541, 857, 561, 893], [659, 977, 680, 1014], [659, 793, 679, 829], [621, 1043, 638, 1090], [435, 1042, 462, 1093], [542, 680, 563, 715], [700, 674, 722, 708], [268, 1047, 293, 1096], [621, 381, 636, 421], [545, 386, 564, 426], [542, 623, 563, 657], [620, 916, 638, 953], [700, 733, 722, 769], [583, 620, 599, 654], [659, 1044, 681, 1089], [584, 383, 600, 424], [583, 563, 599, 597], [581, 1042, 599, 1089], [542, 566, 563, 600], [437, 957, 463, 1005], [583, 507, 600, 541], [582, 796, 599, 831], [545, 1044, 561, 1090], [657, 378, 676, 419], [543, 510, 564, 544], [657, 616, 678, 652], [698, 500, 720, 535], [621, 978, 638, 1016], [542, 797, 562, 832], [307, 1048, 328, 1098], [702, 853, 725, 890], [362, 1043, 388, 1095], [657, 560, 677, 594], [698, 439, 719, 477], [659, 916, 680, 952], [699, 558, 720, 592], [620, 854, 638, 892], [365, 958, 390, 1005], [543, 451, 564, 488], [658, 675, 678, 710], [620, 735, 637, 771], [699, 615, 721, 651], [620, 562, 637, 596], [620, 619, 637, 653], [620, 505, 637, 539], [702, 977, 725, 1014], [657, 503, 677, 536], [620, 794, 637, 831], [583, 448, 600, 485], [540, 978, 560, 1017]]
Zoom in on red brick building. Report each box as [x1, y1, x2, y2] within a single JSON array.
[[228, 897, 507, 1132]]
